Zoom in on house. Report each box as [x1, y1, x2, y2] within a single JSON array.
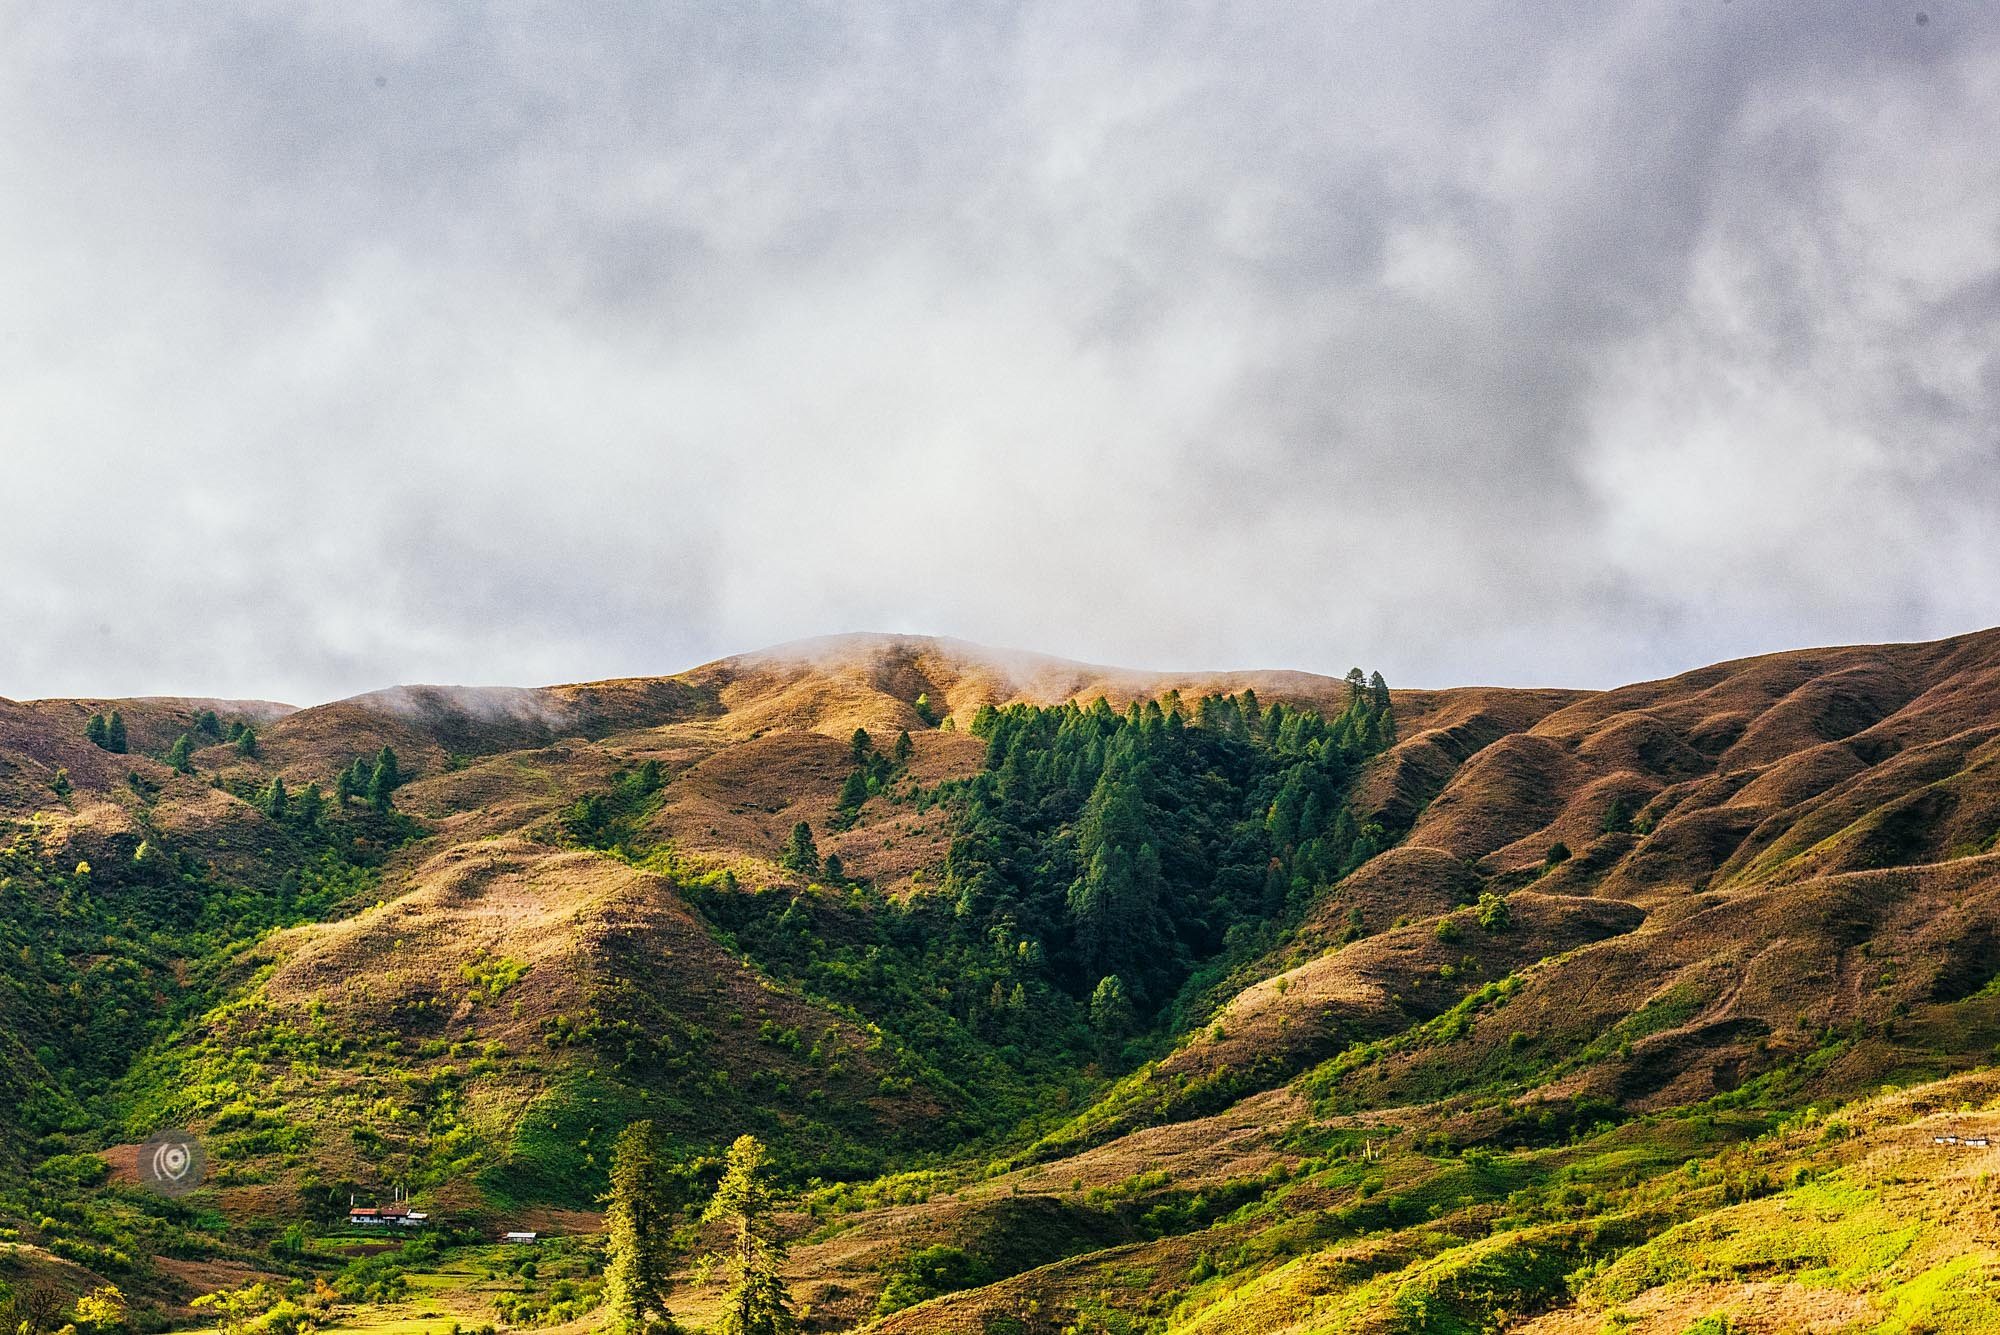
[[1968, 1136, 1992, 1148], [348, 1193, 431, 1228], [503, 1231, 539, 1245]]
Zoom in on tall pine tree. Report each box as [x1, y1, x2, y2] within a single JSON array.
[[701, 1135, 795, 1335], [780, 822, 820, 877], [368, 747, 400, 811], [603, 1121, 677, 1333]]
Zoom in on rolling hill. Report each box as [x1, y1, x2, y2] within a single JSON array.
[[4, 628, 2000, 1333]]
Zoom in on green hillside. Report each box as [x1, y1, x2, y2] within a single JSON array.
[[5, 632, 2000, 1334]]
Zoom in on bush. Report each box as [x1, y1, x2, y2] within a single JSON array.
[[875, 1246, 993, 1315]]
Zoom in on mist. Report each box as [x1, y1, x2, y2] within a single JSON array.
[[3, 2, 1997, 703]]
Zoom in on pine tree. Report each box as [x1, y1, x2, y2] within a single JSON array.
[[892, 730, 913, 764], [1090, 975, 1134, 1034], [49, 768, 72, 800], [1368, 670, 1392, 714], [265, 775, 289, 820], [194, 709, 222, 738], [85, 713, 108, 747], [1067, 758, 1168, 994], [369, 746, 400, 811], [780, 822, 820, 878], [701, 1135, 795, 1335], [105, 711, 128, 754], [836, 769, 869, 817], [822, 852, 844, 884], [235, 726, 257, 757], [335, 762, 359, 805], [166, 733, 195, 775], [295, 781, 324, 828], [849, 728, 873, 764], [1601, 795, 1633, 835], [603, 1120, 677, 1333]]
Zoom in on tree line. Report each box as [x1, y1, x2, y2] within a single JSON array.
[[943, 673, 1396, 1014]]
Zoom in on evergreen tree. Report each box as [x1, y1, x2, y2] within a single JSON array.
[[265, 775, 288, 820], [335, 763, 359, 806], [1601, 795, 1633, 835], [701, 1135, 795, 1335], [603, 1120, 677, 1333], [892, 730, 913, 764], [235, 726, 257, 757], [1368, 670, 1392, 714], [835, 769, 870, 817], [1067, 757, 1169, 996], [342, 757, 374, 804], [822, 852, 844, 884], [49, 767, 72, 800], [295, 781, 324, 828], [849, 728, 873, 765], [104, 711, 128, 754], [1089, 975, 1134, 1034], [913, 693, 938, 726], [84, 713, 108, 748], [194, 709, 222, 738], [166, 733, 195, 775], [369, 746, 400, 811], [780, 822, 820, 878]]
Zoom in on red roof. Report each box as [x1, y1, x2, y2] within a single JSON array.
[[349, 1208, 380, 1217]]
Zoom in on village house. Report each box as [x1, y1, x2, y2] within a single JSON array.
[[348, 1190, 430, 1228]]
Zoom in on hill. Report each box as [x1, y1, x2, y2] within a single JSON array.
[[3, 628, 2000, 1333]]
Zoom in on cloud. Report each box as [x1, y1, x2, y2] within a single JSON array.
[[2, 1, 1997, 702]]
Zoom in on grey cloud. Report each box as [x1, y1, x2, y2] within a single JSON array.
[[2, 1, 1998, 703]]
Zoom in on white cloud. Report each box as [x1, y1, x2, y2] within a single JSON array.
[[1, 1, 1996, 701]]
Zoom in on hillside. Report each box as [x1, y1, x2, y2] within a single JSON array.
[[4, 628, 2000, 1333]]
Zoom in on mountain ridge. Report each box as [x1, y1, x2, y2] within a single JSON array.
[[5, 624, 2000, 1332]]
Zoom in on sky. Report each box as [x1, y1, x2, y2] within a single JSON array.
[[4, 1, 1998, 704]]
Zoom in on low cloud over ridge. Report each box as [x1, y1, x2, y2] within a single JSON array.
[[3, 2, 1997, 702]]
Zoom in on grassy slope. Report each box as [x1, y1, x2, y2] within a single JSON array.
[[4, 630, 2000, 1332]]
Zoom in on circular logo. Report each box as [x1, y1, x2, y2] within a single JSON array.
[[138, 1128, 205, 1196]]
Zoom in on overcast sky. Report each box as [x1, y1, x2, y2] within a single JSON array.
[[4, 2, 1998, 704]]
